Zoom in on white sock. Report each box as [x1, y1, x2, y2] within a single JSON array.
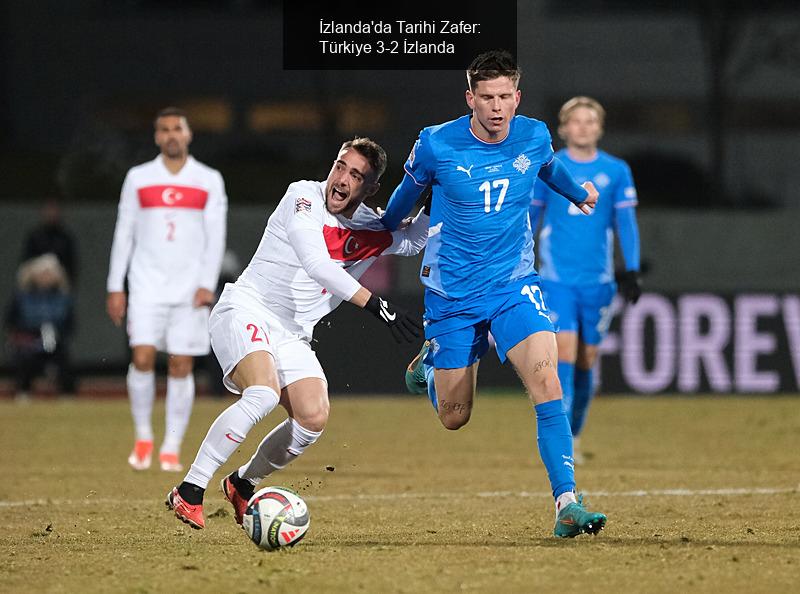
[[161, 374, 195, 454], [239, 418, 323, 485], [184, 385, 279, 489], [127, 365, 155, 442], [556, 491, 578, 517]]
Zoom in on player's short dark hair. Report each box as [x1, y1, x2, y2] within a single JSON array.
[[466, 50, 521, 91], [154, 106, 189, 128], [341, 137, 387, 180]]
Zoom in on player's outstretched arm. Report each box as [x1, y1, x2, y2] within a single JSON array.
[[350, 287, 423, 344], [614, 205, 642, 304], [537, 157, 598, 214]]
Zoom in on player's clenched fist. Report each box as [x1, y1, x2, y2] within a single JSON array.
[[578, 181, 599, 215], [365, 295, 423, 343]]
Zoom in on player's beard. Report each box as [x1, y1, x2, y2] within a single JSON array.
[[164, 141, 186, 160]]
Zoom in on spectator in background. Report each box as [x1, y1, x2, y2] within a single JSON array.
[[5, 254, 75, 400], [22, 198, 78, 284]]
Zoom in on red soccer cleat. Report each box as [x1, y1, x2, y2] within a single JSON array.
[[221, 474, 249, 526], [128, 440, 153, 471], [159, 452, 184, 473], [165, 487, 205, 529]]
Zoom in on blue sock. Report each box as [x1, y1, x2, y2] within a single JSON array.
[[425, 365, 438, 411], [557, 361, 575, 418], [535, 399, 575, 499], [571, 367, 594, 437]]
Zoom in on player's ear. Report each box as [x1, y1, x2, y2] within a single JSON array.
[[365, 181, 380, 198], [465, 89, 475, 110]]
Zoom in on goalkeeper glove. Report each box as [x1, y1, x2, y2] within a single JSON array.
[[618, 270, 642, 304], [365, 295, 423, 343]]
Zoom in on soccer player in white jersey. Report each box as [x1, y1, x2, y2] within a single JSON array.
[[165, 137, 428, 529], [107, 107, 228, 473]]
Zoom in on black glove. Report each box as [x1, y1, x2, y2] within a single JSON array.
[[618, 270, 642, 304], [364, 295, 423, 343]]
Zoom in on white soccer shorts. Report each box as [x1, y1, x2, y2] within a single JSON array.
[[127, 300, 211, 356], [209, 286, 326, 394]]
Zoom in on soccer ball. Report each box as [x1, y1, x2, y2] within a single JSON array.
[[242, 486, 310, 550]]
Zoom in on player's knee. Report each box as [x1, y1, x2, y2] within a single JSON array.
[[292, 402, 330, 433], [167, 356, 193, 378], [530, 370, 561, 401], [438, 402, 472, 430], [131, 351, 155, 372], [542, 372, 562, 399]]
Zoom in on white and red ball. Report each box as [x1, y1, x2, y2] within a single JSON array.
[[242, 486, 309, 550]]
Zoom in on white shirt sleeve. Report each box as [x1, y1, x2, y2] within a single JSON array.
[[198, 171, 228, 291], [106, 172, 138, 292], [384, 208, 429, 256], [285, 190, 362, 301]]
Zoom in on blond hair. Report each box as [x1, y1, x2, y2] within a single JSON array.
[[558, 96, 606, 127]]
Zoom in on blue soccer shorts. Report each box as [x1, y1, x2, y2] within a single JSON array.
[[540, 280, 616, 346], [424, 275, 556, 369]]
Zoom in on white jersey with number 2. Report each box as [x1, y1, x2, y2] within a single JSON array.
[[107, 155, 228, 305]]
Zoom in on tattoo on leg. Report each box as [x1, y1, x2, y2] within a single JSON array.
[[439, 400, 472, 414], [533, 356, 554, 374]]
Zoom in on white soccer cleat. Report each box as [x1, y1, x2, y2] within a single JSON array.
[[128, 440, 153, 470], [159, 452, 184, 472]]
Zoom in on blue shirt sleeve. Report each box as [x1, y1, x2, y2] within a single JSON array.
[[615, 204, 640, 271], [381, 130, 435, 231], [613, 162, 639, 208], [536, 156, 589, 206]]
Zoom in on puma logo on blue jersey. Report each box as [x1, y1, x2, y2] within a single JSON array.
[[456, 164, 474, 178]]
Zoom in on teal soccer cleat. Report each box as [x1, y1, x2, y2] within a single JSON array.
[[404, 341, 430, 395], [554, 494, 607, 538]]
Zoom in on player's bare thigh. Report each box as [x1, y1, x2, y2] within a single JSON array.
[[434, 362, 479, 430], [506, 330, 562, 406], [555, 331, 578, 363], [229, 351, 280, 395], [280, 378, 329, 433]]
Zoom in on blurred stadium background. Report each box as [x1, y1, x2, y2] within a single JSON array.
[[1, 0, 799, 396]]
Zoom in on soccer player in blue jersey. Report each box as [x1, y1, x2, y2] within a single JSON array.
[[381, 50, 606, 538], [529, 96, 641, 464]]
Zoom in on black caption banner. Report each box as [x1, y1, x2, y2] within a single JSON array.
[[283, 0, 517, 69]]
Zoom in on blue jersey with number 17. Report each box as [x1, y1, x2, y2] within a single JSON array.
[[386, 114, 554, 300]]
